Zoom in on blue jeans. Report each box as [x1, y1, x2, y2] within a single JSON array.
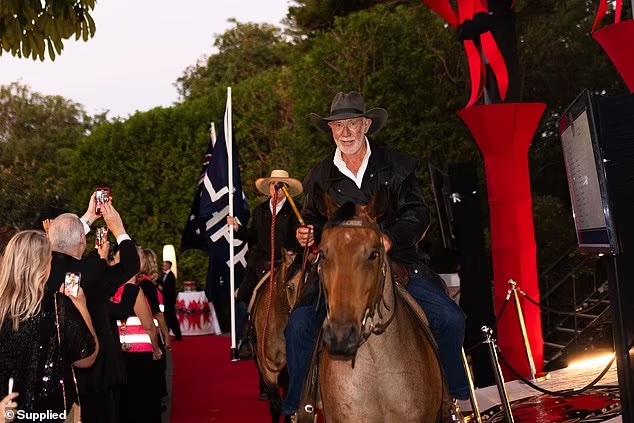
[[281, 273, 470, 415], [406, 272, 469, 400], [281, 303, 326, 416]]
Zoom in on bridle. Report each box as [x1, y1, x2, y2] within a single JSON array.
[[318, 219, 397, 349]]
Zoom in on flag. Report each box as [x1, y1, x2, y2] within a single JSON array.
[[181, 119, 250, 303]]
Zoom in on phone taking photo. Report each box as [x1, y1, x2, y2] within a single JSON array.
[[95, 187, 111, 215], [64, 272, 81, 297], [95, 226, 109, 248]]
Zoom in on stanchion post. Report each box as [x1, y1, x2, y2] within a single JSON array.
[[482, 326, 515, 423], [506, 279, 550, 383], [461, 348, 483, 423]]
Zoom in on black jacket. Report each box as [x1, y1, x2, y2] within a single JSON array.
[[45, 239, 140, 395], [235, 199, 300, 273], [302, 140, 431, 271], [161, 270, 177, 307]]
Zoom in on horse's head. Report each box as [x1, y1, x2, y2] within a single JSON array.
[[316, 184, 390, 357]]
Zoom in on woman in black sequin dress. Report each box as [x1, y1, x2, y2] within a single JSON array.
[[0, 231, 98, 422]]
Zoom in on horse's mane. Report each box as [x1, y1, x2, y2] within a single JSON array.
[[324, 201, 357, 229]]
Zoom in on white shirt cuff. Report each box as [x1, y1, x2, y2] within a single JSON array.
[[116, 234, 131, 244], [81, 218, 91, 235]]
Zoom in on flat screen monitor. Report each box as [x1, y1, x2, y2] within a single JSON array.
[[428, 164, 455, 250], [558, 90, 619, 254]]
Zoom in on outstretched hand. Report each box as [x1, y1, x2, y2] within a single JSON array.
[[84, 192, 99, 224], [101, 202, 125, 239]]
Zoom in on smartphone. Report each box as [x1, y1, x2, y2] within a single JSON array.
[[95, 226, 109, 248], [64, 272, 81, 297], [95, 187, 111, 215]]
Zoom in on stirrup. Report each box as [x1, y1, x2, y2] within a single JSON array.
[[237, 337, 255, 360], [451, 398, 466, 423]]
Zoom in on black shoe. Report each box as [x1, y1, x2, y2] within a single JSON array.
[[237, 338, 255, 360], [173, 336, 182, 341], [258, 391, 269, 401]]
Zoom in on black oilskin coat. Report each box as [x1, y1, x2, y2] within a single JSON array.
[[297, 140, 444, 308], [235, 199, 300, 302]]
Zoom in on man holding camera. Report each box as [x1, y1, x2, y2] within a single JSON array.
[[46, 193, 140, 423]]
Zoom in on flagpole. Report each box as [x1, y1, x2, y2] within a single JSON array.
[[210, 122, 217, 146], [226, 87, 238, 357]]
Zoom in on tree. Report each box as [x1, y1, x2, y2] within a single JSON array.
[[0, 0, 96, 61], [0, 82, 95, 228], [67, 102, 217, 286], [175, 19, 293, 100], [285, 0, 411, 34]]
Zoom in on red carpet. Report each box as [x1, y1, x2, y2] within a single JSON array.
[[171, 335, 270, 422]]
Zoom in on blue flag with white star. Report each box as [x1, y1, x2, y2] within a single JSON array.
[[180, 121, 250, 303]]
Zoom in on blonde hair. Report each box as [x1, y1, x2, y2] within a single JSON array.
[[142, 248, 159, 282], [0, 230, 52, 331]]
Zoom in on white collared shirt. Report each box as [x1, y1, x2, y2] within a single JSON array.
[[333, 138, 372, 189], [270, 197, 286, 215]]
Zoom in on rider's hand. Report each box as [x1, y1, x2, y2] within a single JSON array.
[[296, 225, 314, 248]]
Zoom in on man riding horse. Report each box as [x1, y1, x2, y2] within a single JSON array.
[[283, 91, 470, 420], [227, 169, 303, 360]]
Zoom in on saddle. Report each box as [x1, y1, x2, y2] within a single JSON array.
[[247, 270, 272, 314]]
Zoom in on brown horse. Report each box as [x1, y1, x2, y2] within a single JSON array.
[[251, 249, 304, 422], [312, 186, 449, 422]]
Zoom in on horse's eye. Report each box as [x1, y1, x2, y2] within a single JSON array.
[[369, 250, 379, 261]]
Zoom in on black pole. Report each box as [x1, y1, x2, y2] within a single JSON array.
[[482, 326, 515, 423], [595, 93, 634, 423], [449, 162, 496, 387]]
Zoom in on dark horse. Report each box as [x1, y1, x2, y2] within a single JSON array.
[[251, 249, 304, 422], [306, 186, 451, 422]]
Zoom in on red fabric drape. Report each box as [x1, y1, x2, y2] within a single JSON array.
[[423, 0, 509, 107], [458, 103, 546, 379], [593, 20, 634, 93]]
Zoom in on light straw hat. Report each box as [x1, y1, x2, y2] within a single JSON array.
[[255, 169, 303, 197]]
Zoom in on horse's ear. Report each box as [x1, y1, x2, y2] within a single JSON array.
[[367, 184, 390, 221], [312, 182, 339, 218], [282, 248, 294, 266]]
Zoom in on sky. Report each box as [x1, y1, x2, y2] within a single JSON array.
[[0, 0, 292, 118]]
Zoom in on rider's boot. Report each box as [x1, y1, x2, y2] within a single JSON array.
[[237, 314, 256, 360]]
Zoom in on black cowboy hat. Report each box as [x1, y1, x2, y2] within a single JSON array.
[[309, 91, 388, 135]]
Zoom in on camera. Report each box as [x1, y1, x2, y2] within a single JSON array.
[[64, 272, 81, 297], [95, 187, 111, 214], [95, 226, 108, 248]]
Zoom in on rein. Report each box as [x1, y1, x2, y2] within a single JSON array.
[[260, 188, 286, 374], [320, 219, 397, 349]]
